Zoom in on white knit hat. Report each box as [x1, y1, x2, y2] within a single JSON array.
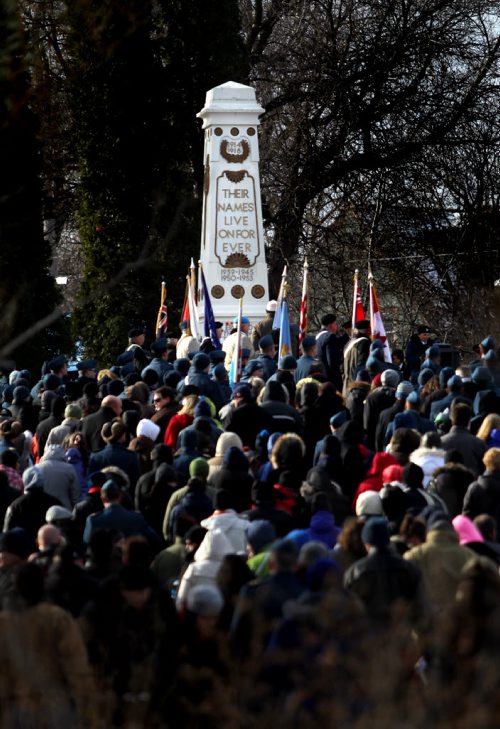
[[136, 418, 160, 442], [356, 490, 384, 517]]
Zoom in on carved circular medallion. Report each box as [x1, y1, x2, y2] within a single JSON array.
[[211, 285, 224, 299], [214, 127, 223, 136], [230, 127, 239, 136], [231, 285, 245, 299], [251, 285, 265, 299], [247, 127, 256, 136]]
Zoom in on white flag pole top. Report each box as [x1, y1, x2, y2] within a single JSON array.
[[352, 269, 359, 331], [197, 82, 270, 327]]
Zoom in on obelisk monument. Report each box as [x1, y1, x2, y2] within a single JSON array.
[[197, 81, 269, 326]]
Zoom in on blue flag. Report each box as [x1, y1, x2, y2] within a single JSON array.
[[278, 299, 292, 358], [201, 268, 221, 349]]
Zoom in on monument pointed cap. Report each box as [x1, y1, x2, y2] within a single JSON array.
[[197, 80, 264, 128]]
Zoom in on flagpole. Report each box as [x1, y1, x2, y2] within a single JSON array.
[[155, 280, 167, 338], [298, 258, 308, 352], [273, 265, 288, 329], [351, 269, 359, 332]]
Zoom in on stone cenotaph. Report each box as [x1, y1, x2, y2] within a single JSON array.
[[197, 81, 270, 327]]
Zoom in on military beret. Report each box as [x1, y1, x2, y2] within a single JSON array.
[[233, 316, 250, 325], [259, 335, 274, 349], [209, 350, 226, 363], [150, 338, 168, 354], [302, 335, 316, 349], [77, 359, 97, 371], [42, 373, 61, 390], [355, 319, 370, 330], [279, 354, 297, 370], [47, 355, 66, 371], [417, 325, 433, 334], [128, 328, 144, 338], [116, 351, 134, 366], [193, 352, 210, 370], [481, 335, 495, 350]]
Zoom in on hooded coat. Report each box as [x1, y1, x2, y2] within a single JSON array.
[[409, 447, 446, 488], [176, 529, 233, 610], [38, 445, 81, 509], [201, 510, 248, 553], [286, 510, 342, 549], [463, 470, 500, 522]]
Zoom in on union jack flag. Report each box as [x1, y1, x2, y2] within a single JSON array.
[[156, 281, 168, 338]]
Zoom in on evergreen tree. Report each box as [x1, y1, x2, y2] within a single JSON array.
[[0, 0, 68, 374]]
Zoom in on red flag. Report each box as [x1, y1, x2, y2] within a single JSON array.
[[352, 270, 367, 330], [298, 259, 308, 351], [180, 277, 191, 333], [369, 278, 391, 362]]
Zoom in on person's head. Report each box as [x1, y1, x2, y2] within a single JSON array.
[[186, 584, 225, 638], [233, 315, 250, 334], [259, 334, 275, 356], [321, 313, 337, 333], [420, 431, 442, 449], [450, 401, 472, 428], [361, 516, 390, 550], [392, 349, 404, 366], [100, 479, 122, 505], [101, 419, 127, 445], [474, 514, 497, 542], [128, 327, 145, 346], [398, 513, 427, 548], [403, 462, 424, 490], [179, 393, 199, 415], [0, 448, 19, 470], [245, 520, 276, 558], [301, 335, 317, 357], [483, 448, 500, 473], [417, 325, 432, 344], [37, 524, 62, 551], [477, 414, 500, 442], [232, 383, 252, 406], [119, 564, 155, 610], [184, 525, 207, 555], [0, 528, 32, 568], [101, 395, 123, 417], [268, 539, 298, 573]]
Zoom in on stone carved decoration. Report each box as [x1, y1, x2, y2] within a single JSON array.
[[225, 253, 251, 268], [231, 285, 245, 299], [251, 285, 265, 299], [224, 170, 246, 184], [211, 285, 224, 299], [203, 155, 210, 196], [220, 139, 250, 164]]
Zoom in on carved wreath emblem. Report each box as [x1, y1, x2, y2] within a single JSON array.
[[220, 139, 250, 164]]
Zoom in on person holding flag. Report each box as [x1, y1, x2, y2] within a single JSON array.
[[199, 264, 223, 354], [223, 306, 254, 373], [369, 272, 392, 363], [176, 273, 201, 359], [315, 313, 343, 391]]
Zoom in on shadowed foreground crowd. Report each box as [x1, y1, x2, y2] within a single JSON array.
[[1, 330, 500, 729]]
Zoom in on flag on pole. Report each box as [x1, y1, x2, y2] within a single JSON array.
[[187, 273, 201, 341], [200, 264, 221, 349], [229, 298, 243, 387], [369, 275, 391, 362], [278, 297, 292, 358], [352, 269, 366, 330], [273, 265, 288, 329], [298, 259, 308, 351], [155, 281, 168, 338], [190, 258, 197, 305], [180, 277, 191, 333]]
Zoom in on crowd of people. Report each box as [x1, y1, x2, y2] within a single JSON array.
[[1, 310, 500, 728]]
